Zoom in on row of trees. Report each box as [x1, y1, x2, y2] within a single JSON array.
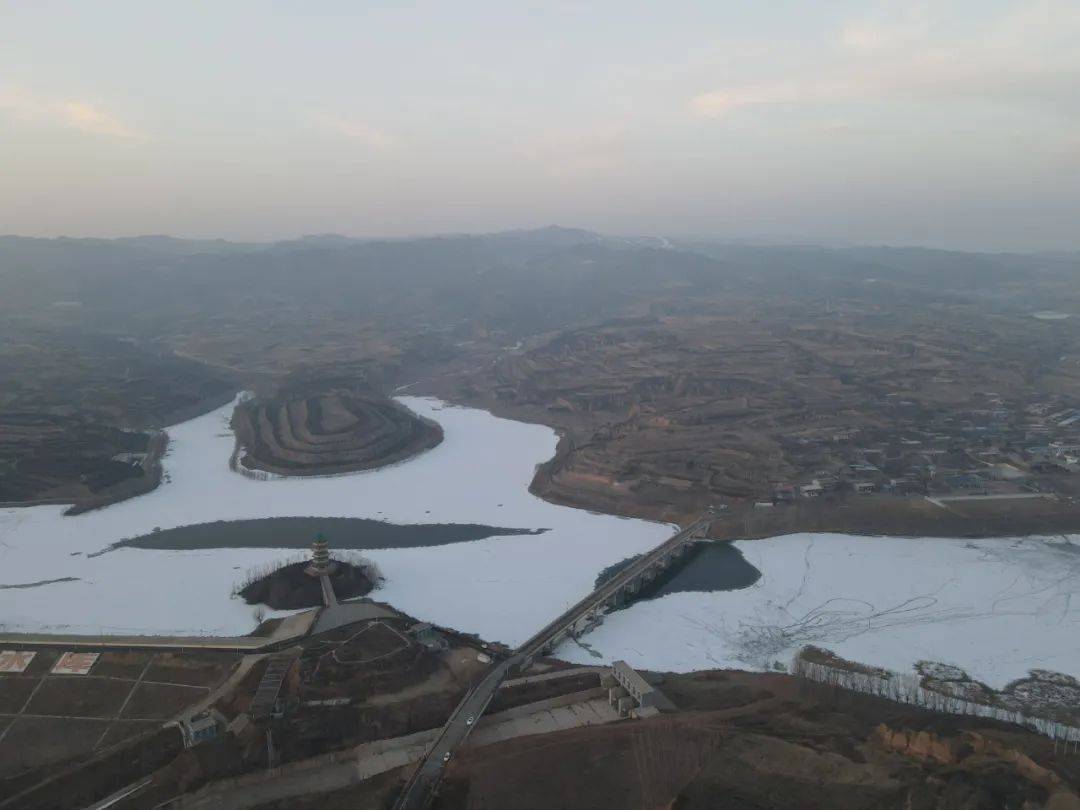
[[790, 652, 1080, 749], [231, 552, 309, 595], [336, 550, 384, 585], [229, 454, 391, 482]]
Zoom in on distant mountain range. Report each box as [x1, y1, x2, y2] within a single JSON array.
[[2, 227, 1078, 341]]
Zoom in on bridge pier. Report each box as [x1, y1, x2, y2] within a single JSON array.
[[571, 611, 602, 636]]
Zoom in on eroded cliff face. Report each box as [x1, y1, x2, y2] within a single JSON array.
[[402, 671, 1080, 810], [873, 724, 1080, 809]]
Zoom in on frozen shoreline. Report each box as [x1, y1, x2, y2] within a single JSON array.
[[557, 531, 1080, 688], [2, 396, 1078, 689], [0, 397, 672, 641]]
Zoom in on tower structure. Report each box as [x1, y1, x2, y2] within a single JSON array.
[[309, 532, 331, 574]]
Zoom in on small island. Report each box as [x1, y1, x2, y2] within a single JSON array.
[[231, 389, 442, 477], [237, 533, 382, 610]]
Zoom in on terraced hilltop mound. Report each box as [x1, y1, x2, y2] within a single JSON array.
[[232, 391, 442, 476]]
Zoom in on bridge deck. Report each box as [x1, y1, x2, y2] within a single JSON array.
[[393, 515, 713, 810], [517, 516, 711, 659]]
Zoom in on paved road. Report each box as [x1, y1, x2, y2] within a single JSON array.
[[501, 666, 603, 688], [393, 514, 713, 810], [84, 776, 153, 809], [0, 633, 272, 651], [0, 608, 319, 652], [319, 573, 338, 607], [394, 660, 514, 808], [167, 690, 615, 810]]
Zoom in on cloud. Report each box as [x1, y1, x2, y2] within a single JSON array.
[[314, 113, 395, 149], [839, 2, 930, 53], [690, 78, 854, 118], [839, 24, 890, 52], [690, 57, 1080, 119], [60, 101, 139, 138], [689, 1, 1080, 120], [1057, 135, 1080, 168], [688, 91, 732, 118], [0, 85, 141, 139], [518, 125, 626, 176], [814, 120, 866, 137]]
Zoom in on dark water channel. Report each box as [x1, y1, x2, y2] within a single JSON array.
[[95, 516, 547, 556], [595, 542, 761, 608]]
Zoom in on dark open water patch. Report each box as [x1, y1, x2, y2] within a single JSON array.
[[95, 516, 548, 556], [595, 542, 761, 606]]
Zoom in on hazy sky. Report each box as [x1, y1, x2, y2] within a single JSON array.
[[2, 1, 1078, 250]]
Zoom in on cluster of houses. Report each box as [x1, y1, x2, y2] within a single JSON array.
[[764, 394, 1080, 506], [767, 476, 876, 506], [1026, 404, 1080, 473]]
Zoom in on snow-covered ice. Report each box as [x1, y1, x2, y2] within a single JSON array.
[[558, 532, 1080, 688], [4, 397, 1079, 689], [0, 397, 672, 639]]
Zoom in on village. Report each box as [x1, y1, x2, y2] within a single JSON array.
[[767, 395, 1080, 507]]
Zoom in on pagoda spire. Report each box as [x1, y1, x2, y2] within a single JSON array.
[[310, 532, 330, 573]]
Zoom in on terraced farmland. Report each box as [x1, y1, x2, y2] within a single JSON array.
[[231, 392, 442, 477]]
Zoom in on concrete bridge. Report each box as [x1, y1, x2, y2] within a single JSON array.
[[393, 512, 716, 810], [515, 514, 713, 669]]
